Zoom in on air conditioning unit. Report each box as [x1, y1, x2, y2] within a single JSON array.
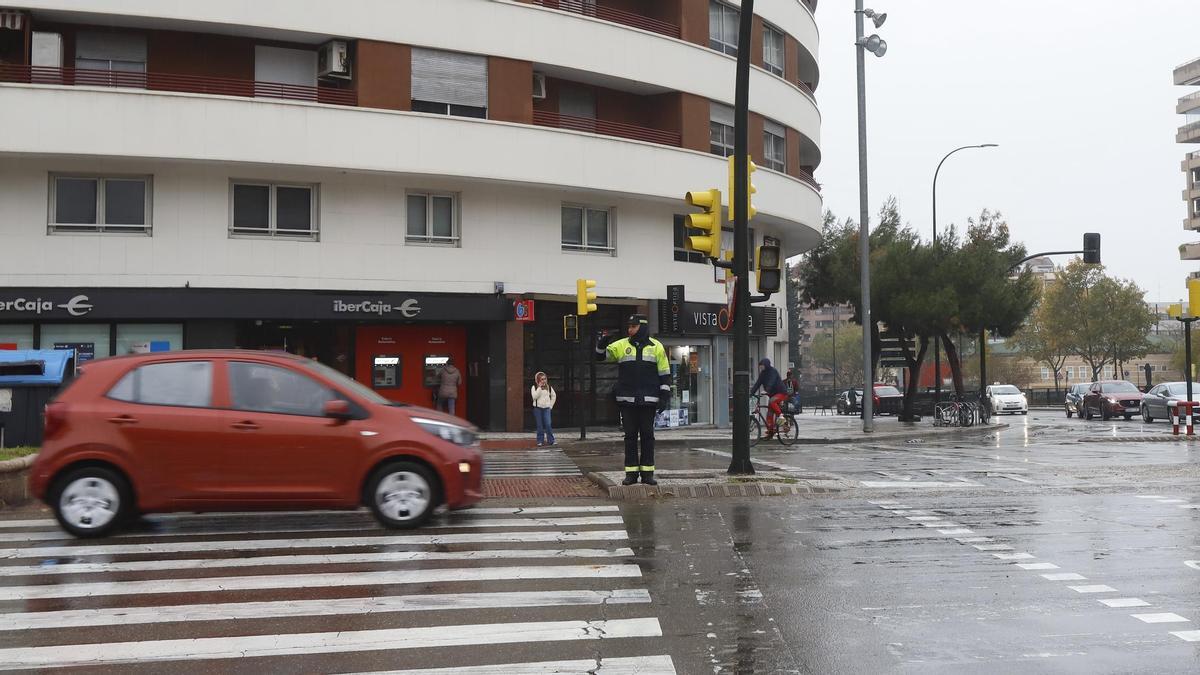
[[532, 72, 547, 100], [318, 40, 351, 79]]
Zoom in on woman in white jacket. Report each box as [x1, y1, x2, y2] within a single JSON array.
[[531, 371, 557, 446]]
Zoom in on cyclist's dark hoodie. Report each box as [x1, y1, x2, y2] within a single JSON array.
[[751, 358, 788, 396]]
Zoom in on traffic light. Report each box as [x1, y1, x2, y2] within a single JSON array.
[[728, 155, 757, 221], [576, 278, 597, 316], [563, 314, 579, 342], [1083, 233, 1101, 264], [683, 188, 722, 258], [1168, 303, 1184, 319], [1189, 278, 1200, 318], [756, 244, 781, 293]]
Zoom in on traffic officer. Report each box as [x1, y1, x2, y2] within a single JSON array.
[[596, 314, 671, 486]]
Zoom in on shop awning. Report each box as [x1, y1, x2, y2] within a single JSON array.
[[0, 10, 26, 31]]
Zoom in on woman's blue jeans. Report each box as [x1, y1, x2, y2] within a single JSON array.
[[533, 407, 555, 444]]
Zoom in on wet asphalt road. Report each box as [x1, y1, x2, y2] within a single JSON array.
[[1, 409, 1197, 673]]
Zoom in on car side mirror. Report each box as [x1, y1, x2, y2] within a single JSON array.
[[323, 399, 353, 422]]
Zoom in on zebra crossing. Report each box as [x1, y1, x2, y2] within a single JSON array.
[[0, 505, 676, 673], [484, 448, 582, 477]]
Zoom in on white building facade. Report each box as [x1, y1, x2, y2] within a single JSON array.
[[0, 0, 823, 430]]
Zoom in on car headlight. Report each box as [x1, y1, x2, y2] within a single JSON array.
[[413, 417, 478, 447], [1105, 397, 1118, 404]]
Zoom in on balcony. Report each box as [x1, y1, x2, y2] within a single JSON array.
[[526, 0, 680, 39], [1179, 90, 1200, 115], [1179, 119, 1200, 144], [533, 110, 681, 147], [1175, 56, 1200, 86], [0, 64, 357, 107], [1179, 241, 1200, 260]]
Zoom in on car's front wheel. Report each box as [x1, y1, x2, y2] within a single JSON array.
[[367, 461, 438, 529], [1142, 405, 1154, 423], [1066, 407, 1073, 418], [50, 466, 133, 538]]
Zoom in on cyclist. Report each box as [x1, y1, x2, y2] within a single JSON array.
[[750, 358, 789, 439]]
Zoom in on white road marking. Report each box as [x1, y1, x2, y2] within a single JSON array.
[[0, 516, 627, 543], [905, 516, 942, 521], [938, 529, 974, 535], [469, 506, 619, 514], [0, 564, 644, 601], [860, 481, 976, 488], [994, 553, 1036, 560], [956, 537, 993, 543], [1178, 504, 1200, 509], [1154, 499, 1187, 504], [0, 618, 665, 670], [0, 547, 637, 578], [1170, 630, 1200, 642], [1068, 585, 1118, 594], [0, 589, 653, 632], [1016, 563, 1060, 570], [1131, 613, 1190, 624], [1099, 598, 1151, 608], [867, 500, 899, 505], [1186, 561, 1200, 571], [1135, 495, 1165, 499], [973, 544, 1014, 551], [0, 529, 630, 559], [349, 655, 679, 675], [0, 519, 54, 530], [1041, 573, 1087, 581]]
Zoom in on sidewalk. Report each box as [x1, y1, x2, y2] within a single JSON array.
[[480, 411, 1006, 450]]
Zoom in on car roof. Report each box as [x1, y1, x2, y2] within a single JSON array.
[[86, 349, 309, 365]]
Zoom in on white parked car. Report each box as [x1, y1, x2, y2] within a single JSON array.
[[986, 384, 1028, 415]]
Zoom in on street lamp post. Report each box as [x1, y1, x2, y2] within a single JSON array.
[[855, 2, 887, 432], [931, 143, 997, 404]]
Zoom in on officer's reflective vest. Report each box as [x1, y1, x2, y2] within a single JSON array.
[[599, 336, 670, 406]]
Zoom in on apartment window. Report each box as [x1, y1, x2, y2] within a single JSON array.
[[75, 32, 146, 76], [1190, 167, 1200, 187], [708, 1, 739, 56], [49, 174, 151, 234], [411, 48, 488, 119], [406, 192, 459, 245], [230, 182, 317, 239], [763, 24, 785, 77], [673, 215, 706, 263], [763, 119, 787, 172], [1193, 196, 1200, 217], [710, 103, 735, 157], [562, 205, 613, 254], [1040, 367, 1050, 381]]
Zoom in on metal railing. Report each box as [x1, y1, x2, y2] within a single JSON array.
[[527, 0, 680, 38], [797, 170, 821, 191], [0, 64, 357, 106], [533, 110, 681, 147]]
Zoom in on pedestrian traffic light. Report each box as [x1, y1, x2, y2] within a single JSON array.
[[1189, 278, 1200, 318], [756, 244, 781, 293], [1083, 233, 1101, 264], [683, 188, 722, 259], [576, 278, 597, 316], [563, 314, 579, 342], [728, 154, 757, 221]]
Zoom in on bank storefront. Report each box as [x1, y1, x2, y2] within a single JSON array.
[[0, 287, 511, 429], [657, 293, 774, 428]]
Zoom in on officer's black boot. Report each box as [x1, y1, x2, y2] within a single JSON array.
[[640, 471, 658, 486], [621, 471, 639, 486]]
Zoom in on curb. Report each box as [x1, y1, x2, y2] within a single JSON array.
[[1077, 435, 1200, 443], [586, 471, 845, 500]]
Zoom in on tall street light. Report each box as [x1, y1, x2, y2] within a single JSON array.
[[855, 2, 887, 432], [931, 143, 997, 403]]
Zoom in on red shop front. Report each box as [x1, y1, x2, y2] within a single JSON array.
[[355, 325, 468, 412]]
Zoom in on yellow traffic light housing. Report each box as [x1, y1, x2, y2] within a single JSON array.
[[756, 244, 781, 294], [1168, 303, 1184, 320], [1189, 279, 1200, 319], [684, 188, 722, 259], [728, 154, 758, 221], [576, 278, 597, 316]]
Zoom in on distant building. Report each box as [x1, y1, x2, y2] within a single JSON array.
[[796, 303, 853, 386], [1174, 55, 1200, 260], [1024, 256, 1057, 281]]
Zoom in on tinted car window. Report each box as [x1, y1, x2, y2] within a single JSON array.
[[1100, 382, 1139, 393], [229, 361, 336, 416], [874, 386, 901, 396], [108, 361, 213, 407]]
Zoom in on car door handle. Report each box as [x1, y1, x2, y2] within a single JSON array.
[[232, 421, 260, 430], [107, 415, 138, 425]]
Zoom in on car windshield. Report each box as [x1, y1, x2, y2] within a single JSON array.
[[991, 385, 1021, 395], [302, 360, 391, 405], [874, 386, 901, 396], [1100, 382, 1139, 393], [1072, 384, 1090, 394]]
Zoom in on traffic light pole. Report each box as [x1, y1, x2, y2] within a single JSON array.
[[728, 0, 755, 476], [1185, 318, 1194, 406]]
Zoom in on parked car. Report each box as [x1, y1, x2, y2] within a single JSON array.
[[1081, 380, 1145, 421], [835, 389, 865, 415], [1064, 382, 1091, 418], [986, 384, 1028, 415], [1139, 382, 1200, 423], [29, 350, 483, 538]]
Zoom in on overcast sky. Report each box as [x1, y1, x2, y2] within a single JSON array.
[[809, 0, 1198, 303]]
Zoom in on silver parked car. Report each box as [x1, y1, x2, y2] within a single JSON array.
[[1064, 383, 1091, 418], [1140, 382, 1200, 423]]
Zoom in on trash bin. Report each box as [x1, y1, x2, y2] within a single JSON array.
[[0, 349, 75, 448]]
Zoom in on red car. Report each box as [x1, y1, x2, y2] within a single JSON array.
[[29, 350, 483, 538], [1081, 380, 1145, 421]]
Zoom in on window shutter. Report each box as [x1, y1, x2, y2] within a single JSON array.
[[710, 102, 734, 126], [764, 119, 786, 138], [76, 32, 146, 62], [412, 48, 488, 108]]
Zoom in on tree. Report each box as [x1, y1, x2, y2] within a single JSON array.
[[1010, 290, 1069, 392], [1041, 260, 1155, 380], [807, 329, 864, 390], [785, 262, 803, 373]]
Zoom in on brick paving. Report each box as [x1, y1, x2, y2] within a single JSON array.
[[483, 477, 605, 498]]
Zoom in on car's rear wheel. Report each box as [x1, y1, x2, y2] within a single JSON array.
[[1142, 405, 1154, 423], [1066, 407, 1073, 418], [1085, 405, 1094, 420], [50, 466, 132, 538], [367, 461, 438, 529]]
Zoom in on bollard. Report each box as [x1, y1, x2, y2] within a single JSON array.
[[1189, 402, 1195, 436], [1172, 402, 1181, 435]]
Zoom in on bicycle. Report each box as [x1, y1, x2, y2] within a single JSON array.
[[749, 393, 798, 446]]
